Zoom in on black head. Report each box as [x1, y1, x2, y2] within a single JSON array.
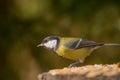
[[37, 36, 60, 51]]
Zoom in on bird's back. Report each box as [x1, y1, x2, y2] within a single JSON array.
[[56, 37, 91, 60]]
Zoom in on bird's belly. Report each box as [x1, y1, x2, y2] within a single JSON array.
[[56, 45, 91, 60]]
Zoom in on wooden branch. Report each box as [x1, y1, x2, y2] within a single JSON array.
[[38, 63, 120, 80]]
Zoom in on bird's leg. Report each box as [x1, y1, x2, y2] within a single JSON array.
[[68, 58, 85, 68], [79, 58, 85, 63], [68, 61, 80, 68]]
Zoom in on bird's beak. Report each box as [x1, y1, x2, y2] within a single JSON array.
[[37, 43, 44, 47]]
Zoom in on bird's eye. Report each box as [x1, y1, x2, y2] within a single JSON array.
[[43, 40, 48, 43]]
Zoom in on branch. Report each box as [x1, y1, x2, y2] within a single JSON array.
[[38, 63, 120, 80]]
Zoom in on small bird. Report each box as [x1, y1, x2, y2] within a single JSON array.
[[37, 36, 120, 67]]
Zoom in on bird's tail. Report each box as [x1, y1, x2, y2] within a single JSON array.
[[103, 43, 120, 46]]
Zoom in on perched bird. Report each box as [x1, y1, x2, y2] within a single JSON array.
[[37, 36, 120, 67]]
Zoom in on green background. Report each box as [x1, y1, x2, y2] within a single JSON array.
[[0, 0, 120, 80]]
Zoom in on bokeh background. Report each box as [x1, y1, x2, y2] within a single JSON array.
[[1, 0, 120, 80]]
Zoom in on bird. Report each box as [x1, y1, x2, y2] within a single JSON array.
[[37, 36, 120, 67]]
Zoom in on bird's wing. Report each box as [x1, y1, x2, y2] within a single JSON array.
[[63, 39, 104, 49]]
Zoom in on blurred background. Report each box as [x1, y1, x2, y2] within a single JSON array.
[[0, 0, 120, 80]]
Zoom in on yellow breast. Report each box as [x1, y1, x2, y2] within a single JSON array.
[[56, 45, 91, 60]]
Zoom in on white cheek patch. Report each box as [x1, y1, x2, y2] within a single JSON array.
[[44, 40, 57, 48]]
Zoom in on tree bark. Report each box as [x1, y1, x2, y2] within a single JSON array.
[[38, 63, 120, 80]]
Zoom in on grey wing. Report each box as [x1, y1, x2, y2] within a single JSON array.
[[64, 39, 104, 49]]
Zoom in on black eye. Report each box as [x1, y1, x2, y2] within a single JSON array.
[[43, 40, 48, 43]]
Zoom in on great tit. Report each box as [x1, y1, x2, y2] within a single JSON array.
[[37, 36, 120, 67]]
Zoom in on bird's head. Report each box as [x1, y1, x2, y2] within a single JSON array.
[[37, 36, 60, 51]]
